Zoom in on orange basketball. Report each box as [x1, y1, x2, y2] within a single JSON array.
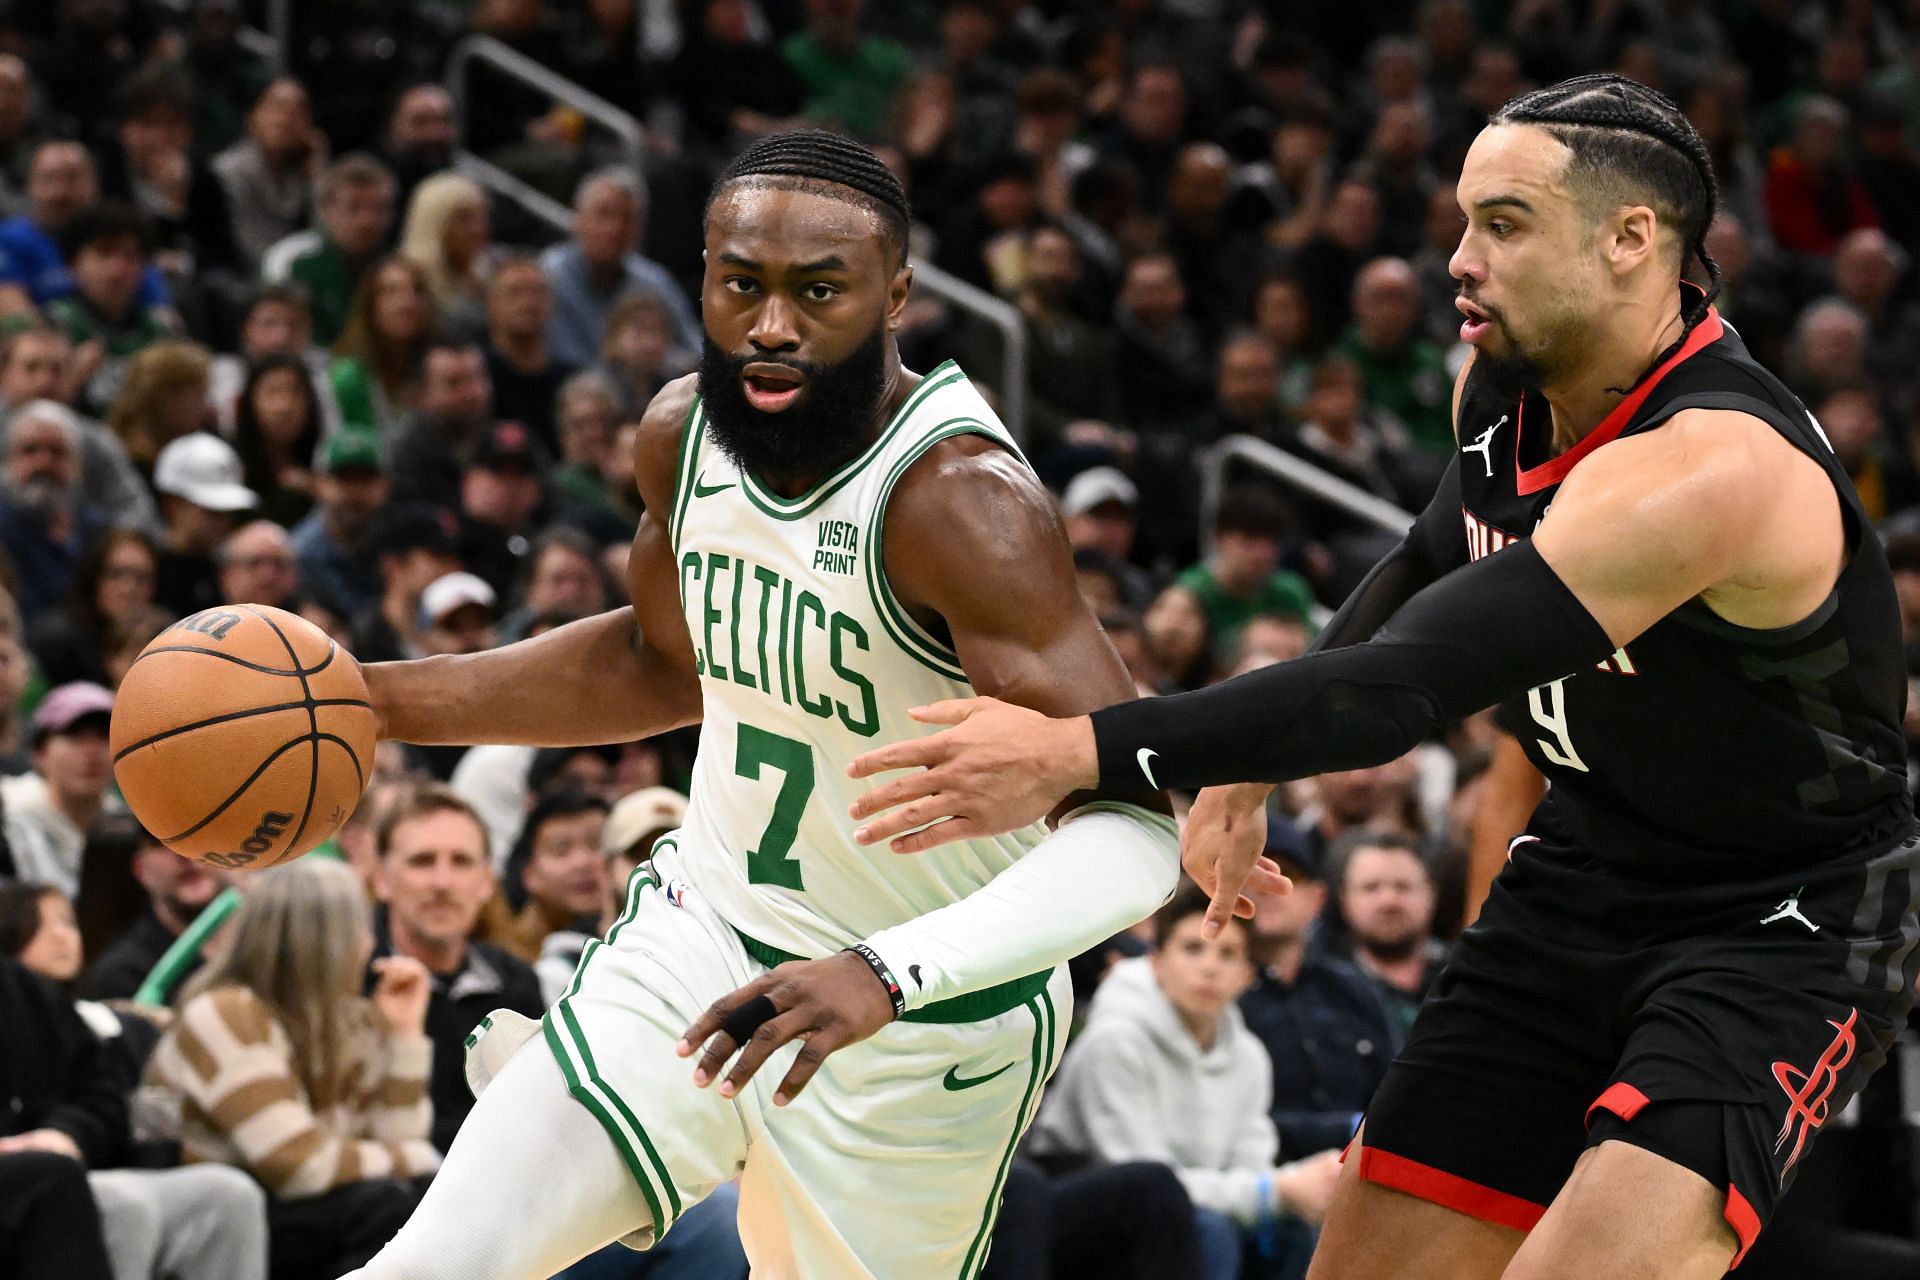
[[109, 604, 377, 871]]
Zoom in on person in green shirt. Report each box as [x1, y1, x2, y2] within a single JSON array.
[[1334, 256, 1453, 456], [259, 153, 396, 346], [43, 204, 179, 417], [781, 0, 913, 139], [1171, 485, 1320, 672]]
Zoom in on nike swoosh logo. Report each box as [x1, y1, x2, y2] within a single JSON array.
[[692, 473, 734, 498], [942, 1062, 1015, 1092], [1137, 747, 1161, 789]]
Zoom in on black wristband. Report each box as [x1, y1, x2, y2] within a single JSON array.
[[844, 943, 906, 1020], [1093, 540, 1614, 792]]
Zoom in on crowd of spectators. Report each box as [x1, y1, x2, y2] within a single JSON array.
[[4, 0, 1920, 1277]]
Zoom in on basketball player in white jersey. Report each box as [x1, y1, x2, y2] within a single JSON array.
[[340, 132, 1184, 1280]]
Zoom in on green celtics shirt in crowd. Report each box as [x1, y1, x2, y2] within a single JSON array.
[[1173, 561, 1320, 662], [666, 360, 1050, 960], [44, 297, 179, 418]]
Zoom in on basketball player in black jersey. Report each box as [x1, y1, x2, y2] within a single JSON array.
[[801, 75, 1920, 1278]]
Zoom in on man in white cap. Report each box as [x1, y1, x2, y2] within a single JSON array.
[[419, 570, 499, 658], [151, 432, 256, 617], [0, 681, 119, 895], [601, 786, 688, 893], [1059, 465, 1152, 610]]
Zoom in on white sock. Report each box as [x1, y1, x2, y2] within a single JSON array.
[[343, 1034, 655, 1280]]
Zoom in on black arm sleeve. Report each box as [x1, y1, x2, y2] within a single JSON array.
[[1308, 457, 1470, 653], [1091, 540, 1614, 792]]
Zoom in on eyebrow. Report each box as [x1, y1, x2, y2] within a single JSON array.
[[716, 251, 850, 274], [1472, 195, 1535, 215]]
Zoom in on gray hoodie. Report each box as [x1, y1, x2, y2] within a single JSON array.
[[1030, 956, 1281, 1224]]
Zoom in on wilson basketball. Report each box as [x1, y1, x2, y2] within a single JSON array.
[[109, 605, 378, 871]]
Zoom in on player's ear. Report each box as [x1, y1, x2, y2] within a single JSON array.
[[886, 263, 913, 331], [1608, 204, 1659, 276]]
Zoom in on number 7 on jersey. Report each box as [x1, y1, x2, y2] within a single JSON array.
[[736, 724, 815, 889]]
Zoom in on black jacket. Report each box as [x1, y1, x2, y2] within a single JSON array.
[[0, 956, 128, 1166]]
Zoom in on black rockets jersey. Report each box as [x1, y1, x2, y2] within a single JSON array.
[[1455, 307, 1914, 879]]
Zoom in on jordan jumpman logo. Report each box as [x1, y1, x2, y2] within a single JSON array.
[[1762, 888, 1819, 933], [1463, 416, 1505, 477]]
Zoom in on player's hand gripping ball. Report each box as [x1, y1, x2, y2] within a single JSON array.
[[109, 605, 377, 871]]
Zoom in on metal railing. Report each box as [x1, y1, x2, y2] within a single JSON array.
[[151, 0, 283, 68], [441, 34, 1034, 441], [1199, 434, 1415, 543]]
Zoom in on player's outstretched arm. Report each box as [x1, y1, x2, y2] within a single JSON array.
[[364, 379, 705, 748], [842, 408, 1840, 883]]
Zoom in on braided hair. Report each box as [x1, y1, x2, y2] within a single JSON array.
[[1492, 74, 1722, 348], [708, 129, 912, 266]]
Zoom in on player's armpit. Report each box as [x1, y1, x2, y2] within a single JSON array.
[[1531, 407, 1844, 645]]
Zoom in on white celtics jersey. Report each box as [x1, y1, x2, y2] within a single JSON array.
[[665, 361, 1048, 958]]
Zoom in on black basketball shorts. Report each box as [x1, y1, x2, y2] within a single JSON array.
[[1352, 828, 1920, 1267]]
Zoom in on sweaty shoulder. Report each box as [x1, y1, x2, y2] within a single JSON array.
[[632, 373, 700, 516]]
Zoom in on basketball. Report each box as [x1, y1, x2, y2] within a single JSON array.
[[109, 604, 378, 871]]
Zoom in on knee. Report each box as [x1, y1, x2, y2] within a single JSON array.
[[1104, 1160, 1196, 1226], [197, 1165, 269, 1233]]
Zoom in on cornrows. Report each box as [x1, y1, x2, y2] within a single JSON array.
[[711, 129, 912, 263], [1494, 73, 1723, 340]]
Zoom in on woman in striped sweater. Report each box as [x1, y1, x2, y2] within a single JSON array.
[[144, 856, 442, 1280]]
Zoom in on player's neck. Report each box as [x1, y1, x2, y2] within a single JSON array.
[[1539, 292, 1686, 454]]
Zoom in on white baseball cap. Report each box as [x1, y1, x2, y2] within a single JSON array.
[[602, 786, 689, 856], [419, 571, 497, 626], [152, 433, 258, 512], [1060, 466, 1139, 517]]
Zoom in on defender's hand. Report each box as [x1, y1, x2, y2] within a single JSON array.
[[846, 698, 1097, 853], [1184, 784, 1291, 938], [677, 952, 895, 1106]]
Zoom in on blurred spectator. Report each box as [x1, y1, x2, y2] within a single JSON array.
[[598, 291, 691, 411], [1238, 839, 1399, 1158], [99, 67, 242, 284], [665, 0, 803, 162], [1171, 487, 1317, 669], [780, 0, 912, 140], [1334, 258, 1452, 457], [212, 78, 322, 272], [1060, 467, 1151, 608], [168, 0, 273, 158], [1248, 274, 1318, 415], [1290, 763, 1420, 873], [30, 0, 162, 141], [1765, 95, 1881, 256], [231, 353, 323, 526], [1784, 297, 1872, 404], [104, 338, 214, 482], [1289, 179, 1382, 341], [349, 502, 462, 664], [0, 880, 82, 982], [1164, 142, 1255, 340], [1852, 91, 1920, 254], [984, 220, 1117, 443], [367, 784, 542, 1154], [1114, 251, 1210, 430], [1031, 887, 1340, 1280], [388, 337, 495, 509], [144, 857, 440, 1280], [0, 400, 109, 617], [1328, 829, 1448, 1036], [290, 428, 389, 616], [217, 519, 300, 610], [503, 526, 607, 639], [0, 596, 32, 773], [492, 787, 610, 986], [262, 154, 397, 346], [1816, 385, 1919, 522], [458, 419, 549, 596], [1285, 356, 1430, 530], [46, 202, 181, 415], [26, 526, 161, 689], [601, 785, 687, 878], [1, 682, 116, 896], [418, 569, 500, 660], [1097, 63, 1191, 213], [1245, 101, 1338, 255], [1704, 213, 1798, 370], [398, 172, 493, 339], [539, 168, 700, 372], [0, 140, 174, 310], [1348, 103, 1439, 260], [328, 255, 434, 436], [1828, 228, 1920, 392], [938, 149, 1041, 294], [208, 285, 335, 436], [0, 327, 157, 530], [151, 431, 255, 617], [377, 84, 457, 208], [83, 819, 223, 1000], [1201, 332, 1288, 444], [1142, 578, 1212, 690], [485, 255, 577, 450], [0, 55, 58, 218]]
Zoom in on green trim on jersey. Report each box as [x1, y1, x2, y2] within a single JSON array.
[[732, 927, 1053, 1024], [735, 362, 964, 520], [862, 418, 1011, 681], [958, 994, 1057, 1280], [669, 397, 703, 553]]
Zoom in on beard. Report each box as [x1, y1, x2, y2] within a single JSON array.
[[1356, 925, 1424, 963], [697, 324, 888, 483], [12, 474, 75, 526]]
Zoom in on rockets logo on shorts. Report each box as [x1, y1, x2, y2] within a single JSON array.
[[1770, 1008, 1857, 1184]]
